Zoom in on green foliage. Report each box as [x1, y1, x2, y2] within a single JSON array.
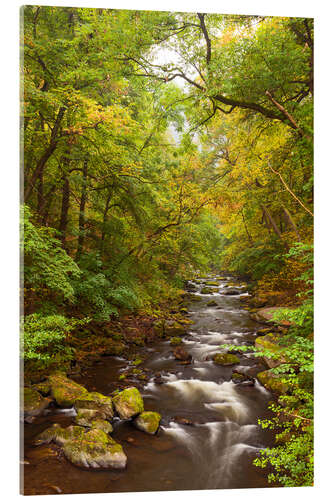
[[22, 313, 89, 368], [226, 241, 285, 280], [22, 205, 80, 301], [252, 244, 313, 487]]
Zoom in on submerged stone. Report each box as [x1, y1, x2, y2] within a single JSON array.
[[133, 411, 161, 435], [112, 387, 144, 419]]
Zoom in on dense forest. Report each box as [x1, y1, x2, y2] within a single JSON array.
[[21, 6, 313, 493]]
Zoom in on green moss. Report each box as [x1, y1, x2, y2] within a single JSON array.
[[134, 411, 161, 434], [257, 369, 289, 395], [74, 391, 114, 419], [32, 381, 51, 396], [170, 337, 183, 346], [113, 387, 144, 419], [49, 373, 88, 407], [205, 281, 220, 286], [213, 353, 240, 366], [132, 358, 143, 366], [91, 419, 113, 433]]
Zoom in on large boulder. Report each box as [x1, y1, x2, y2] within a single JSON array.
[[255, 333, 286, 368], [22, 387, 51, 422], [35, 424, 126, 469], [213, 353, 240, 366], [251, 307, 293, 325], [74, 392, 114, 419], [112, 387, 144, 419], [75, 408, 104, 427], [63, 429, 126, 469], [90, 419, 113, 434], [133, 411, 161, 435], [34, 423, 85, 446], [49, 372, 88, 407], [257, 369, 289, 395]]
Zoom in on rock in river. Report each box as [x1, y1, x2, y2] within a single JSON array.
[[112, 387, 144, 419], [22, 387, 51, 422], [133, 411, 161, 435], [173, 346, 192, 362], [49, 372, 88, 407], [74, 391, 114, 419], [35, 424, 126, 469], [213, 353, 240, 366]]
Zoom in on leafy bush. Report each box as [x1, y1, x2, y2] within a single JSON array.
[[22, 313, 89, 368], [72, 252, 142, 320], [22, 205, 81, 301], [252, 243, 313, 486]]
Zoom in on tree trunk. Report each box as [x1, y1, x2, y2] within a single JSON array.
[[282, 205, 302, 242], [24, 106, 65, 201], [261, 205, 289, 250]]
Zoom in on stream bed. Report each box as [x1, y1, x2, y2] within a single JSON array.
[[23, 275, 277, 495]]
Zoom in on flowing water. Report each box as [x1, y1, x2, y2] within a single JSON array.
[[23, 275, 276, 495]]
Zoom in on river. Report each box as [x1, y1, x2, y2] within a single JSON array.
[[23, 274, 276, 495]]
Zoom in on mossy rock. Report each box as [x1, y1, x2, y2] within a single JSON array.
[[113, 387, 144, 419], [179, 307, 188, 314], [74, 392, 114, 419], [22, 387, 51, 420], [32, 381, 51, 396], [256, 328, 273, 336], [35, 423, 86, 447], [49, 373, 88, 407], [257, 369, 289, 395], [75, 408, 103, 427], [201, 287, 218, 294], [213, 353, 240, 366], [204, 281, 220, 286], [36, 424, 126, 469], [133, 411, 161, 435], [90, 419, 113, 434], [132, 358, 143, 366], [255, 333, 286, 368], [170, 337, 183, 346], [64, 428, 126, 469], [190, 295, 202, 302], [164, 321, 187, 337], [207, 300, 218, 307]]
